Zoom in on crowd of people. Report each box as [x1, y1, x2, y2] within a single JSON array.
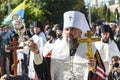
[[0, 10, 120, 80]]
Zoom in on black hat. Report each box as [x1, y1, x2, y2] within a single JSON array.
[[47, 29, 56, 38], [96, 19, 103, 26], [33, 21, 44, 31], [56, 25, 63, 31], [101, 25, 110, 33]]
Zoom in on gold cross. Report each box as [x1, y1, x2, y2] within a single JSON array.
[[78, 30, 100, 71], [69, 16, 72, 21]]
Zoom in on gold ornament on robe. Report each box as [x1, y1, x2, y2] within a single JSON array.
[[78, 30, 100, 71]]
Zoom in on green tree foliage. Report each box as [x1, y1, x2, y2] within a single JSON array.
[[1, 0, 45, 26], [102, 4, 107, 21], [24, 0, 46, 27], [1, 0, 86, 27], [80, 4, 88, 17], [91, 7, 100, 22], [114, 8, 119, 21], [90, 4, 114, 22], [74, 0, 84, 10], [106, 8, 110, 22], [0, 0, 7, 24], [118, 0, 120, 7], [33, 0, 84, 25]]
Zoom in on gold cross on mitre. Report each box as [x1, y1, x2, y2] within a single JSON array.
[[78, 30, 100, 71]]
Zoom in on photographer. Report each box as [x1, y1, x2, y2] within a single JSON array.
[[108, 56, 120, 80]]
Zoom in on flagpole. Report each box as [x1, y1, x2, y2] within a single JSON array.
[[8, 0, 11, 14]]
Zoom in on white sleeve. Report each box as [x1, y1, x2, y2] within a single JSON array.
[[17, 45, 29, 55]]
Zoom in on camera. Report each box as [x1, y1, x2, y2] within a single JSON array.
[[113, 63, 120, 68]]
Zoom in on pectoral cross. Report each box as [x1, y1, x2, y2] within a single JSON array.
[[6, 37, 23, 76], [78, 30, 100, 71]]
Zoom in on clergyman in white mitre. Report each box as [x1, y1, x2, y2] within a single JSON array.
[[51, 11, 96, 80]]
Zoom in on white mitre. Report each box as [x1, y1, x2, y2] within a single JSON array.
[[63, 11, 90, 38]]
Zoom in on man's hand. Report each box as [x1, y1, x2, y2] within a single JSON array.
[[28, 39, 39, 54], [87, 59, 96, 71], [109, 63, 113, 72]]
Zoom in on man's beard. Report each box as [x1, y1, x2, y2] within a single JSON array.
[[57, 34, 62, 39], [35, 32, 40, 35], [102, 38, 109, 43], [68, 38, 79, 49], [67, 38, 79, 56]]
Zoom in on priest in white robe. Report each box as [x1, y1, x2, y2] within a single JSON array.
[[94, 24, 120, 75], [29, 11, 98, 80], [17, 22, 45, 79], [50, 11, 97, 80]]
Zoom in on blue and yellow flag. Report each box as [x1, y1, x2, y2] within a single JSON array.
[[3, 1, 25, 24]]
